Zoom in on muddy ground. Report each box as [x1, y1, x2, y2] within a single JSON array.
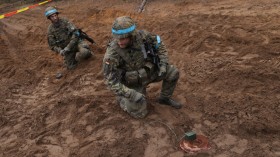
[[0, 0, 280, 156]]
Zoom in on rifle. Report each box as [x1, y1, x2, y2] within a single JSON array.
[[144, 41, 160, 69], [76, 29, 96, 44]]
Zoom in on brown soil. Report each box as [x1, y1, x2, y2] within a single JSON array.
[[0, 0, 280, 156]]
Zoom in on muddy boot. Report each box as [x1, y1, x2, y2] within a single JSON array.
[[67, 60, 78, 70], [64, 51, 78, 70], [157, 96, 182, 109]]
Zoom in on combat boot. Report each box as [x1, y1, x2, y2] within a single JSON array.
[[157, 96, 182, 109], [67, 61, 77, 70]]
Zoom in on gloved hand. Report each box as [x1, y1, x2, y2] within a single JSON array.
[[158, 64, 167, 77], [59, 47, 70, 56], [129, 89, 146, 103]]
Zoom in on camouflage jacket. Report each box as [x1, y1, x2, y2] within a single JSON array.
[[47, 18, 79, 53], [103, 30, 169, 98]]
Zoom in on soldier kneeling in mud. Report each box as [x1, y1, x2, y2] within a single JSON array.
[[45, 6, 93, 70], [103, 16, 182, 118]]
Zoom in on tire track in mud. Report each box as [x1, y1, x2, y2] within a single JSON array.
[[0, 20, 26, 63], [0, 19, 34, 84]]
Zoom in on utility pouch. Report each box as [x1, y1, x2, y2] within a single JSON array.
[[125, 71, 139, 85], [138, 68, 148, 85], [144, 62, 155, 76]]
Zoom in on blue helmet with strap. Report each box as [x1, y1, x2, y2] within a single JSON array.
[[45, 6, 59, 18], [112, 16, 136, 39]]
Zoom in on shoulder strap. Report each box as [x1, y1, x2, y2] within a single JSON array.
[[113, 32, 148, 68], [138, 30, 149, 59]]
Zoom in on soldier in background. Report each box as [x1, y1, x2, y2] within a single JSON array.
[[103, 16, 182, 118], [45, 6, 92, 70]]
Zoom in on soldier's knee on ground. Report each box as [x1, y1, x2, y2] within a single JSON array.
[[119, 97, 148, 118], [76, 49, 92, 61], [76, 42, 93, 61]]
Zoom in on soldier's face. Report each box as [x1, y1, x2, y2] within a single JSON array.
[[49, 13, 59, 23], [117, 37, 131, 48]]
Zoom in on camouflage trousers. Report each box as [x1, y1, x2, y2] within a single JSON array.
[[64, 41, 92, 69], [118, 64, 179, 118]]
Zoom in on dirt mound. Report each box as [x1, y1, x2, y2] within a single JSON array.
[[0, 0, 280, 156]]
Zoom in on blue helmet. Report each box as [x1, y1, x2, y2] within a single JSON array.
[[45, 7, 59, 18]]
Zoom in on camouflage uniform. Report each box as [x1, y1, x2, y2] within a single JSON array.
[[103, 17, 181, 118], [47, 18, 92, 69]]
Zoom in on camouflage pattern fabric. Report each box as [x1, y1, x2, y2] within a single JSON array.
[[47, 18, 92, 69], [103, 30, 179, 118]]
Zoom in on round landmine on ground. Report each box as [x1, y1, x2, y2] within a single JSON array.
[[179, 134, 210, 153]]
